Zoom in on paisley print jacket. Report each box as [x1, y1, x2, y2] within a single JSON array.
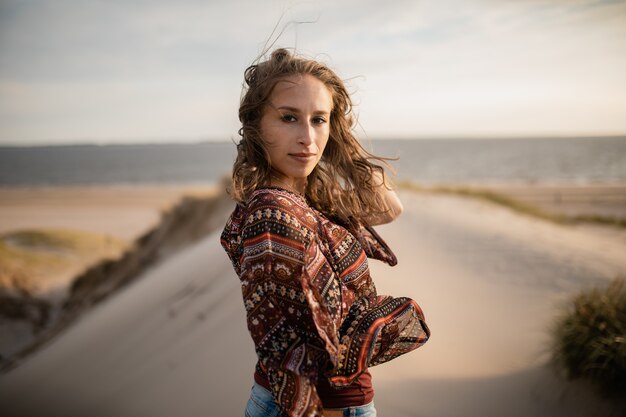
[[220, 187, 430, 417]]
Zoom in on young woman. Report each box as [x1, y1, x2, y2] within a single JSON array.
[[221, 48, 430, 417]]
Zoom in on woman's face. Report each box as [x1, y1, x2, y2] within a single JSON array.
[[260, 74, 333, 192]]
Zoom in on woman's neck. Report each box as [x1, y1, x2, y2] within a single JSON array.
[[269, 175, 306, 196]]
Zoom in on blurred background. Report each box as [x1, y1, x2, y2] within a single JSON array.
[[0, 1, 625, 416]]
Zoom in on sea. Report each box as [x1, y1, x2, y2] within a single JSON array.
[[0, 137, 625, 186]]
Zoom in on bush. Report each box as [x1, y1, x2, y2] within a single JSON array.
[[552, 278, 626, 396]]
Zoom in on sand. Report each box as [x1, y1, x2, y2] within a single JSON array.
[[0, 185, 218, 240], [0, 186, 625, 416]]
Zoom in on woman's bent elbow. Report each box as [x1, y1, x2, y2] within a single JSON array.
[[387, 196, 403, 222]]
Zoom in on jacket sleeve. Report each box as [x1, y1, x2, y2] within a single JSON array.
[[343, 217, 398, 266], [240, 199, 338, 417]]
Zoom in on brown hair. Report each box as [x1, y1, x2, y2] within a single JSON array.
[[231, 48, 394, 226]]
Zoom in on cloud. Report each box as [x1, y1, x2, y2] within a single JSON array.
[[0, 0, 624, 143]]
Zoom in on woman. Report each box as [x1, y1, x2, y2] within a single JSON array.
[[220, 48, 430, 417]]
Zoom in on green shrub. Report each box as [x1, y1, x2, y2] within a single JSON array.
[[552, 278, 626, 396]]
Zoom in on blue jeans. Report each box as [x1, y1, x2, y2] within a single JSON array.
[[245, 383, 377, 417]]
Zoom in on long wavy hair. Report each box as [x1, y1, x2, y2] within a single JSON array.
[[231, 48, 394, 226]]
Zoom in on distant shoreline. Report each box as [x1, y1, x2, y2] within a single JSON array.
[[1, 137, 625, 186], [0, 134, 624, 148]]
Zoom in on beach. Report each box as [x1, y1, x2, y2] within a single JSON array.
[[0, 185, 221, 240], [0, 183, 625, 416]]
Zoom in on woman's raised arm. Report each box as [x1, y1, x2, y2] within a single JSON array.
[[364, 170, 404, 226]]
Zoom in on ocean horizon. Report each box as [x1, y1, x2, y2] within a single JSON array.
[[0, 136, 625, 186]]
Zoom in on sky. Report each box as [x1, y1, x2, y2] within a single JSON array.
[[0, 0, 625, 145]]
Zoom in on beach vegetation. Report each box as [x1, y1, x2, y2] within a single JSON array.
[[570, 214, 626, 228], [399, 181, 626, 228], [551, 278, 626, 397], [0, 229, 127, 295]]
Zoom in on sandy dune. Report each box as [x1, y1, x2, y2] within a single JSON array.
[[1, 190, 625, 416]]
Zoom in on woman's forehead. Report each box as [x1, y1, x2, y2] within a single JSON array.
[[268, 74, 333, 111]]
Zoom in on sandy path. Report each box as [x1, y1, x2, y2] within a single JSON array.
[[369, 191, 626, 416], [0, 191, 624, 416]]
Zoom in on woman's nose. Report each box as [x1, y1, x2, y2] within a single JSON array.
[[297, 123, 314, 145]]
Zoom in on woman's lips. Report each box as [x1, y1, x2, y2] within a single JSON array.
[[289, 153, 316, 163]]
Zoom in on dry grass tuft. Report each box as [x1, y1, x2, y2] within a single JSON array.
[[0, 229, 128, 295], [551, 278, 626, 397]]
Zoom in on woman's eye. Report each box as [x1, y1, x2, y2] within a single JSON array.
[[281, 114, 297, 122], [313, 117, 327, 125]]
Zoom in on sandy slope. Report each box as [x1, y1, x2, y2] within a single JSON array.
[[1, 191, 624, 417], [0, 219, 254, 417]]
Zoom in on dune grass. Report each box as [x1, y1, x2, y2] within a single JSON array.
[[551, 278, 626, 397], [0, 229, 128, 295], [398, 181, 626, 228]]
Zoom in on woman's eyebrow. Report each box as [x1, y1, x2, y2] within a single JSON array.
[[276, 105, 330, 115], [276, 106, 300, 113]]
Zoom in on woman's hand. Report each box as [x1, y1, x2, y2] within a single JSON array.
[[365, 169, 403, 226]]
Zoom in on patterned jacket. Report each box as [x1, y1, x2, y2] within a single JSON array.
[[220, 187, 430, 417]]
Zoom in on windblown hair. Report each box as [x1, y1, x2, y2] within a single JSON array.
[[231, 48, 394, 226]]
